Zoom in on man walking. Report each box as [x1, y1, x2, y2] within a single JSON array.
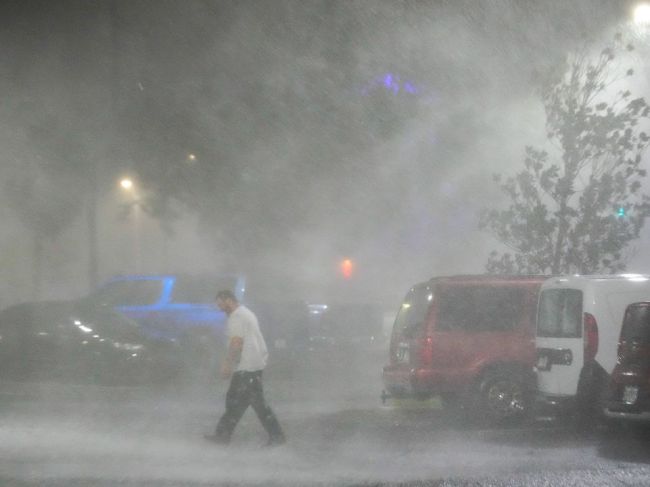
[[205, 290, 286, 446]]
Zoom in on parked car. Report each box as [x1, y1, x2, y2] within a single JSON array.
[[0, 299, 181, 384], [535, 274, 650, 420], [83, 274, 245, 348], [383, 274, 546, 423], [247, 298, 311, 355], [80, 274, 249, 378], [603, 301, 650, 423], [303, 301, 385, 373], [308, 302, 385, 349], [0, 272, 313, 381]]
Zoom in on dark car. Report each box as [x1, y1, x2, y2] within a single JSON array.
[[307, 302, 385, 352], [248, 299, 310, 354], [0, 299, 181, 384], [383, 275, 546, 424], [83, 274, 242, 346], [604, 301, 650, 423]]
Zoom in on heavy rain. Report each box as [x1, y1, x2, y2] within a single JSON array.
[[2, 1, 650, 486]]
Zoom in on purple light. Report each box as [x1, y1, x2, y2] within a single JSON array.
[[359, 72, 423, 97], [404, 82, 417, 94]]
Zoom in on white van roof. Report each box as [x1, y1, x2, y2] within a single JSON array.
[[541, 274, 650, 290]]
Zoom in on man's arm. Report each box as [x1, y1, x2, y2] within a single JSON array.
[[221, 336, 243, 379]]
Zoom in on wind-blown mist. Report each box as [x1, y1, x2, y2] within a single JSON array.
[[3, 2, 650, 486], [0, 1, 647, 303]]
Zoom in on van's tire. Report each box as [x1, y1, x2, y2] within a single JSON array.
[[477, 370, 531, 425], [440, 393, 462, 411]]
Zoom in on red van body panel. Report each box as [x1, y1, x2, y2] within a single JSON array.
[[383, 275, 546, 400]]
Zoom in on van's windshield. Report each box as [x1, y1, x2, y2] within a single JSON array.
[[621, 304, 650, 343], [537, 288, 582, 338], [392, 285, 433, 338]]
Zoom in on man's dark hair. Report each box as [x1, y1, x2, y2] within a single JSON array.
[[215, 289, 237, 302]]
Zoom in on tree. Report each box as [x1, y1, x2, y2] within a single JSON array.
[[480, 35, 650, 275], [0, 91, 94, 297], [4, 154, 84, 298]]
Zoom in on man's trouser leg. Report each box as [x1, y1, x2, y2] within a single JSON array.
[[248, 371, 285, 442], [214, 372, 250, 442]]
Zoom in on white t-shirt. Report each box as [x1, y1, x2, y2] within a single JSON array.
[[227, 305, 269, 372]]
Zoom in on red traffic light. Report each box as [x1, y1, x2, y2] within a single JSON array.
[[340, 258, 354, 279]]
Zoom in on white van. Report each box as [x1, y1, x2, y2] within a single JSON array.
[[535, 274, 650, 417]]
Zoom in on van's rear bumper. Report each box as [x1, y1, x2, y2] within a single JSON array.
[[382, 366, 472, 398], [534, 393, 577, 418], [382, 368, 415, 398], [603, 376, 650, 421], [604, 396, 650, 422], [604, 407, 650, 421]]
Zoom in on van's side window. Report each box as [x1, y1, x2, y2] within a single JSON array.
[[436, 286, 525, 332], [537, 289, 582, 338], [393, 286, 432, 338]]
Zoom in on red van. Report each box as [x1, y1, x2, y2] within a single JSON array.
[[604, 301, 650, 423], [382, 275, 546, 423]]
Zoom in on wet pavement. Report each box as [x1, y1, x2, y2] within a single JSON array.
[[1, 356, 650, 486]]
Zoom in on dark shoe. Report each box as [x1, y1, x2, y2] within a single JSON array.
[[204, 434, 229, 445], [264, 435, 286, 447]]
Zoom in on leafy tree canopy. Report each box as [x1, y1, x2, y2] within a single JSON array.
[[480, 34, 650, 275]]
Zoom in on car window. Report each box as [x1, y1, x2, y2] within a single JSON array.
[[537, 288, 582, 338], [171, 276, 239, 304], [435, 285, 525, 332], [392, 285, 433, 338], [621, 304, 650, 343]]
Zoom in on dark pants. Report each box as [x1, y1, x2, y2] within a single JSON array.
[[214, 370, 284, 443]]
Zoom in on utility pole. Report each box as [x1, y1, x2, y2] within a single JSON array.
[[87, 0, 122, 290]]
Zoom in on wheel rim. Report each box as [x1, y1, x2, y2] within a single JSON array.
[[486, 379, 525, 419]]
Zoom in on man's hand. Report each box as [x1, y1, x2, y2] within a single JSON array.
[[220, 361, 233, 380]]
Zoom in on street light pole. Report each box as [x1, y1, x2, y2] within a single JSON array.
[[119, 177, 142, 273], [86, 162, 99, 289]]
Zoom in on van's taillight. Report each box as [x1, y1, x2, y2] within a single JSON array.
[[415, 336, 434, 367], [584, 312, 599, 362]]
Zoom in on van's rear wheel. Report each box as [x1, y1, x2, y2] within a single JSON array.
[[478, 371, 530, 424]]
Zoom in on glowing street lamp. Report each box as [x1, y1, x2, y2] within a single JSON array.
[[634, 3, 650, 25], [119, 178, 134, 191]]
